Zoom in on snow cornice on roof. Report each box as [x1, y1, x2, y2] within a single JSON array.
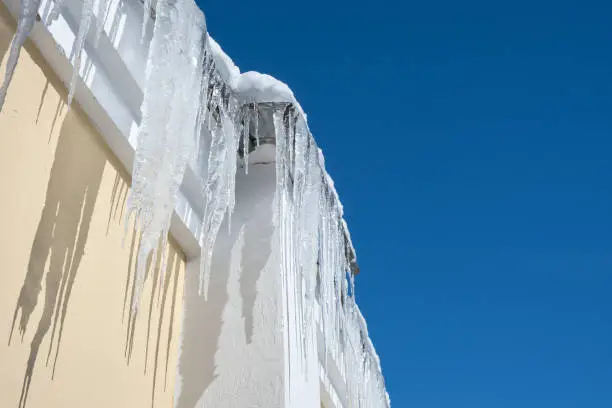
[[203, 34, 360, 276]]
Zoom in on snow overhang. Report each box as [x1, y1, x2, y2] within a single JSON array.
[[202, 36, 360, 276], [128, 1, 361, 276]]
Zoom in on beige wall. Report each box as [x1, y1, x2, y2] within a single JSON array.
[[0, 4, 186, 408]]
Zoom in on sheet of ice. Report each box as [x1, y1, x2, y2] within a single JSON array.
[[0, 0, 42, 112], [128, 0, 206, 309]]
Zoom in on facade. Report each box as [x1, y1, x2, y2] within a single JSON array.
[[0, 0, 389, 407]]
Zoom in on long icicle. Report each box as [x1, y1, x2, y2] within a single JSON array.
[[198, 84, 239, 298], [141, 0, 156, 41], [45, 0, 66, 25], [274, 106, 294, 403], [67, 0, 94, 106], [128, 0, 205, 310], [0, 0, 42, 112], [93, 0, 111, 47]]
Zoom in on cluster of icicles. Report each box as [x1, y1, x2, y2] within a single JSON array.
[[276, 106, 389, 407], [0, 0, 389, 405], [0, 0, 112, 109]]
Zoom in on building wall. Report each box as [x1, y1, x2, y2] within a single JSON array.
[[175, 158, 285, 408], [0, 4, 186, 408]]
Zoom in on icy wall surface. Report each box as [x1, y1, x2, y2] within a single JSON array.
[[0, 0, 389, 405]]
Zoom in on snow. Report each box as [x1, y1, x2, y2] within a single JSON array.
[[236, 72, 295, 104], [207, 36, 240, 86], [206, 38, 306, 113]]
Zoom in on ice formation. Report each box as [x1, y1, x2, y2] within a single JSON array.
[[127, 0, 206, 307], [0, 0, 119, 110], [198, 70, 239, 298], [93, 0, 111, 46], [274, 105, 319, 376], [66, 0, 93, 105], [0, 0, 389, 404], [45, 0, 64, 25], [182, 33, 391, 404], [0, 0, 42, 111], [0, 0, 119, 111], [272, 104, 390, 407]]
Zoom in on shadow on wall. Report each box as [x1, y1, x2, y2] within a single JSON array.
[[0, 8, 183, 406], [7, 106, 106, 407], [0, 3, 67, 139], [0, 3, 13, 66], [175, 229, 232, 408], [176, 165, 276, 408], [121, 228, 183, 408], [122, 234, 183, 408], [0, 5, 103, 406], [240, 196, 274, 345]]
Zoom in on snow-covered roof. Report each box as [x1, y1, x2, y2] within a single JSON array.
[[204, 34, 359, 275]]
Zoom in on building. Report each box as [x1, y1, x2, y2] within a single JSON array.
[[0, 0, 389, 406]]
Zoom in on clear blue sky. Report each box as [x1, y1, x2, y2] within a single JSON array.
[[198, 0, 611, 406]]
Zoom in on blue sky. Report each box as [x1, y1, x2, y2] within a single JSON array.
[[198, 0, 612, 406]]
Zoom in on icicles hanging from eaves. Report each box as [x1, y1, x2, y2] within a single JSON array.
[[0, 0, 119, 112], [127, 0, 207, 309]]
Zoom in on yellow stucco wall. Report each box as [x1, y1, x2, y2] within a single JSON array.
[[0, 4, 186, 408]]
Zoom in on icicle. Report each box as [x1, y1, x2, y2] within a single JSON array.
[[318, 184, 333, 373], [45, 0, 65, 25], [93, 0, 111, 47], [128, 0, 206, 310], [157, 228, 169, 300], [193, 52, 212, 170], [292, 115, 313, 366], [225, 95, 239, 231], [0, 0, 42, 112], [253, 103, 260, 146], [67, 0, 94, 106], [274, 106, 301, 401], [141, 0, 155, 42], [198, 86, 239, 298], [292, 115, 308, 209], [241, 104, 250, 174]]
